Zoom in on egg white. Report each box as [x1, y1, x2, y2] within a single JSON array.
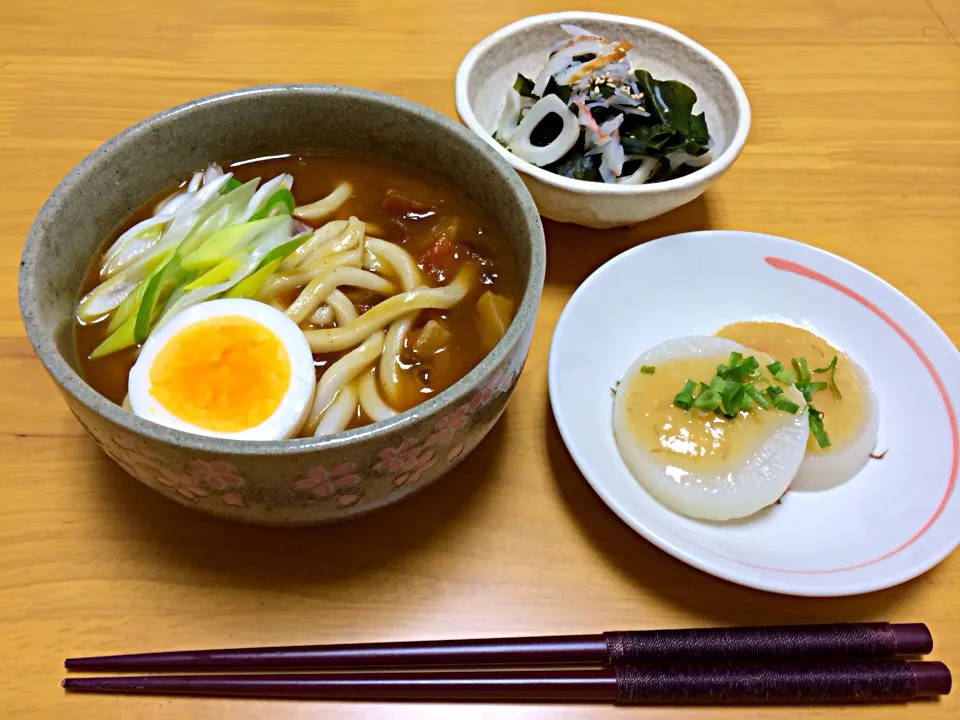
[[128, 298, 316, 440], [613, 336, 809, 521], [790, 357, 879, 491]]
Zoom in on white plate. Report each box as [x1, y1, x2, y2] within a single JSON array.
[[548, 230, 960, 596]]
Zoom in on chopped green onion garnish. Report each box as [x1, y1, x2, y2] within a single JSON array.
[[796, 382, 814, 403], [766, 360, 794, 385], [744, 384, 772, 409], [766, 385, 784, 400], [674, 380, 696, 410], [715, 363, 730, 379], [693, 388, 722, 411], [791, 357, 811, 384], [796, 377, 828, 403], [720, 380, 746, 417], [813, 356, 842, 400], [709, 375, 727, 394], [774, 397, 801, 414], [808, 405, 831, 448], [728, 351, 743, 368], [812, 357, 836, 374], [640, 365, 655, 374], [729, 355, 759, 382]]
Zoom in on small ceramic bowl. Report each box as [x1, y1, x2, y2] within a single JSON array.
[[455, 12, 751, 228], [19, 85, 545, 526]]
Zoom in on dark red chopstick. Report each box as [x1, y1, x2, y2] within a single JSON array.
[[64, 622, 932, 672], [61, 660, 952, 704]]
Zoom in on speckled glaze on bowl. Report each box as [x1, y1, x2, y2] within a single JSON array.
[[455, 12, 751, 228], [19, 85, 545, 525]]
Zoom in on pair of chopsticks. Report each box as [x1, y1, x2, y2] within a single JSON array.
[[63, 623, 951, 705]]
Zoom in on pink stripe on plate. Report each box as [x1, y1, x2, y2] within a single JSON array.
[[722, 256, 957, 574]]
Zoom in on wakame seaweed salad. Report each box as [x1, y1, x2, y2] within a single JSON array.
[[494, 23, 712, 184]]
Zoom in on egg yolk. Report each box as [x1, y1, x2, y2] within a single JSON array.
[[621, 355, 788, 472], [715, 321, 866, 453], [149, 315, 291, 432]]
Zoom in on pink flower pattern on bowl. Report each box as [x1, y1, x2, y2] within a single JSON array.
[[425, 406, 469, 447], [101, 431, 251, 509], [154, 469, 210, 502], [187, 459, 245, 490], [390, 448, 439, 488], [293, 462, 363, 508], [79, 361, 521, 522], [374, 437, 423, 474]]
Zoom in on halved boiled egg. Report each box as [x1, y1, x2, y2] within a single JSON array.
[[613, 336, 809, 521], [128, 298, 316, 440], [716, 321, 879, 491]]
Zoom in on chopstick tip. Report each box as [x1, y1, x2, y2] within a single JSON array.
[[894, 623, 934, 656], [910, 660, 952, 697]]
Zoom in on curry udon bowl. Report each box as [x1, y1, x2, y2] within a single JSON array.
[[19, 85, 545, 525]]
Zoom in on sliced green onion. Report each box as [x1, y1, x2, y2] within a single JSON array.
[[729, 355, 759, 381], [709, 375, 727, 394], [809, 381, 828, 392], [812, 356, 836, 374], [674, 380, 697, 410], [640, 365, 655, 374], [808, 405, 831, 448], [107, 281, 146, 333], [776, 370, 794, 384], [813, 356, 842, 400], [774, 397, 801, 414], [715, 363, 730, 379], [766, 360, 794, 385], [89, 313, 138, 359], [693, 388, 722, 411], [185, 257, 240, 290], [180, 219, 274, 271], [250, 188, 295, 221], [744, 384, 772, 409], [134, 259, 183, 342], [830, 366, 842, 400], [791, 357, 811, 384], [766, 385, 784, 400], [226, 258, 281, 299], [720, 380, 746, 417], [796, 382, 814, 403], [727, 351, 743, 368]]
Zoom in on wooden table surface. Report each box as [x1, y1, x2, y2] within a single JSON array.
[[1, 0, 958, 717]]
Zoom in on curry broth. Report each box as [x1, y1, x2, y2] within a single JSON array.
[[75, 153, 519, 426]]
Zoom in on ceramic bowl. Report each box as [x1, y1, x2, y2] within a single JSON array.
[[455, 11, 751, 228], [19, 85, 545, 526]]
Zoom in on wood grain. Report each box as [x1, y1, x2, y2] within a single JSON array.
[[0, 0, 958, 717]]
